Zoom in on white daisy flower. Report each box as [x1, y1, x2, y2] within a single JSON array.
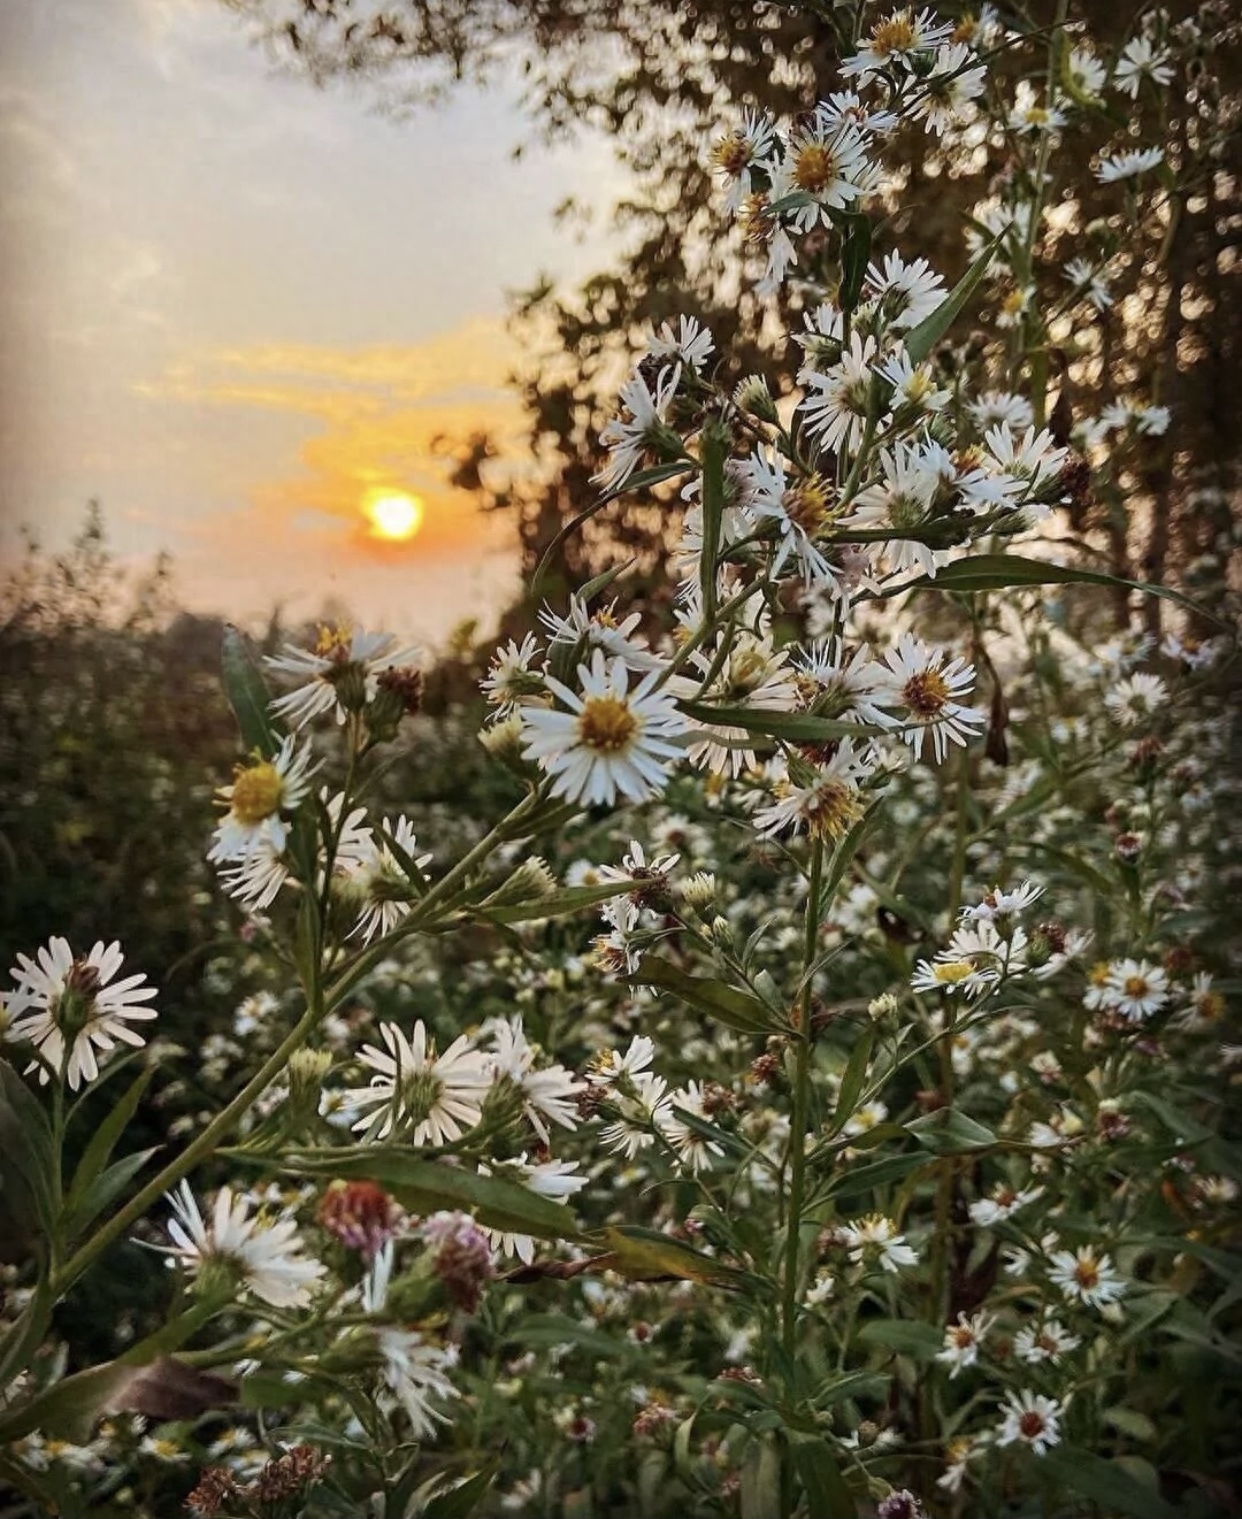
[[910, 42, 987, 134], [841, 7, 953, 78], [800, 332, 878, 454], [589, 1033, 656, 1085], [1064, 257, 1113, 311], [481, 634, 545, 713], [488, 1018, 584, 1142], [217, 834, 291, 913], [481, 1156, 588, 1264], [209, 735, 316, 863], [661, 1081, 725, 1173], [599, 1071, 674, 1158], [995, 1389, 1063, 1455], [969, 391, 1034, 433], [1103, 958, 1169, 1022], [520, 651, 687, 808], [1096, 147, 1164, 183], [982, 423, 1068, 502], [771, 117, 868, 230], [709, 109, 776, 213], [843, 443, 945, 580], [672, 627, 800, 776], [741, 446, 840, 586], [842, 1214, 919, 1272], [595, 363, 682, 492], [539, 597, 656, 671], [1009, 81, 1066, 134], [1048, 1245, 1126, 1308], [960, 881, 1044, 921], [1103, 673, 1168, 727], [344, 1020, 493, 1145], [936, 1310, 995, 1377], [967, 1182, 1043, 1227], [336, 816, 431, 944], [865, 252, 946, 329], [154, 1181, 325, 1308], [1014, 1319, 1080, 1363], [910, 956, 997, 998], [792, 637, 895, 729], [648, 315, 715, 373], [873, 632, 986, 764], [4, 937, 157, 1090], [1113, 36, 1173, 97], [374, 1327, 459, 1439], [877, 348, 951, 417], [1066, 45, 1107, 98], [753, 740, 878, 842], [266, 625, 420, 729]]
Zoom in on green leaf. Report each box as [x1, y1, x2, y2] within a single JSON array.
[[824, 1150, 928, 1202], [740, 1434, 783, 1519], [1042, 1445, 1182, 1519], [282, 1151, 583, 1243], [625, 956, 776, 1034], [602, 1225, 759, 1291], [901, 234, 1001, 364], [811, 1369, 891, 1409], [0, 1059, 57, 1249], [828, 1028, 876, 1138], [418, 1462, 500, 1519], [65, 1065, 154, 1221], [477, 880, 633, 925], [700, 425, 726, 622], [1124, 1091, 1214, 1145], [897, 553, 1223, 624], [532, 463, 693, 598], [677, 701, 881, 745], [1104, 1406, 1158, 1444], [907, 1107, 997, 1154], [510, 1313, 628, 1360], [856, 1320, 943, 1359], [839, 214, 872, 316], [221, 624, 285, 757], [62, 1149, 158, 1241], [788, 1432, 858, 1519]]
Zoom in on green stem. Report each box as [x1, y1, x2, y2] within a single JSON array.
[[781, 838, 824, 1361], [48, 991, 326, 1304]]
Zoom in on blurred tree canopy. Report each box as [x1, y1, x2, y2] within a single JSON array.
[[227, 0, 1240, 633]]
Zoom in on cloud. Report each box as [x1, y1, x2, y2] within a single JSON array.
[[140, 315, 528, 567]]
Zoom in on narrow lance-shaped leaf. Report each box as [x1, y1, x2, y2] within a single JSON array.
[[677, 701, 884, 744], [893, 552, 1225, 624], [64, 1065, 154, 1222], [901, 232, 1002, 365], [625, 955, 776, 1034], [221, 624, 285, 758], [828, 1027, 876, 1137], [282, 1150, 584, 1243], [699, 423, 727, 622]]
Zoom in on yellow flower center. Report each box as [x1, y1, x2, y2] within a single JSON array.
[[578, 695, 639, 754], [871, 14, 917, 55], [230, 762, 284, 824], [793, 143, 840, 195], [903, 669, 951, 717], [1002, 289, 1027, 316], [782, 475, 834, 534], [740, 192, 775, 247], [314, 621, 353, 660], [1088, 961, 1111, 987], [1122, 976, 1149, 999], [934, 961, 974, 985], [1074, 1255, 1100, 1289], [803, 780, 864, 843], [711, 131, 750, 176]]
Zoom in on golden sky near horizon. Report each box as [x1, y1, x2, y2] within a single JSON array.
[[0, 0, 626, 643]]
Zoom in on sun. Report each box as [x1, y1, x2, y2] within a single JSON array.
[[364, 490, 424, 541]]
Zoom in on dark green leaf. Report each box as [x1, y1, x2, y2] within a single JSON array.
[[824, 1150, 928, 1202], [828, 1028, 876, 1138], [789, 1431, 858, 1519], [62, 1149, 158, 1241], [625, 956, 775, 1034], [603, 1225, 760, 1291], [1042, 1445, 1182, 1519], [908, 1108, 997, 1154], [282, 1150, 583, 1243], [902, 234, 1001, 365], [839, 214, 872, 316], [897, 553, 1222, 623], [810, 1370, 890, 1409], [420, 1463, 500, 1519], [700, 425, 726, 621], [221, 624, 285, 757], [739, 1434, 783, 1519], [65, 1065, 154, 1221], [677, 701, 881, 744], [856, 1320, 943, 1360], [0, 1059, 57, 1248]]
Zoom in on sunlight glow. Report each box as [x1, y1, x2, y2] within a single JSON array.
[[365, 490, 424, 541]]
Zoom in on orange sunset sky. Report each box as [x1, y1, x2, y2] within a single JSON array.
[[0, 0, 627, 644]]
